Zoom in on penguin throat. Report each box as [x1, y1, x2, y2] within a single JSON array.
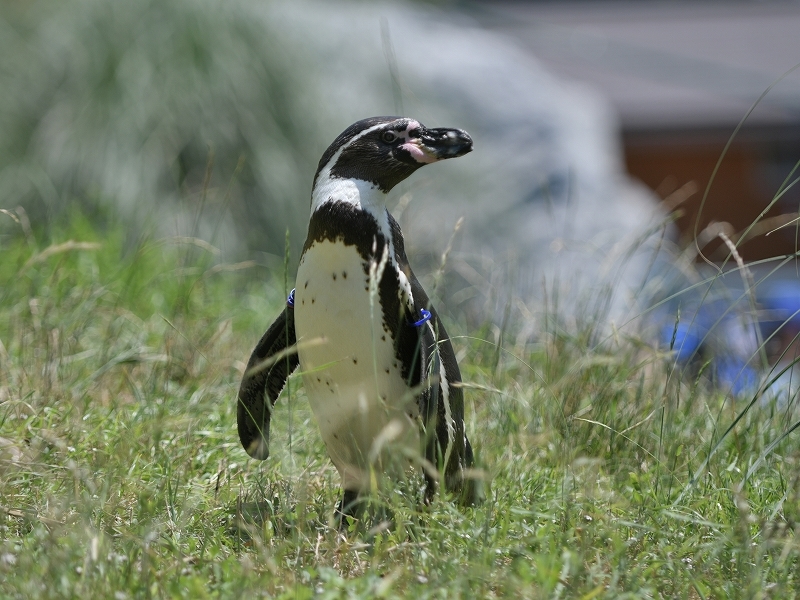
[[311, 176, 388, 223], [309, 175, 396, 265]]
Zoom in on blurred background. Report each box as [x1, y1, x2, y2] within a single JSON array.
[[1, 0, 798, 397]]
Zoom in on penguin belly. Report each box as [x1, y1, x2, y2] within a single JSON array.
[[294, 240, 420, 492]]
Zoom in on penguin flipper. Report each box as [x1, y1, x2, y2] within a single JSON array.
[[419, 300, 478, 504], [237, 306, 299, 460], [387, 214, 478, 504]]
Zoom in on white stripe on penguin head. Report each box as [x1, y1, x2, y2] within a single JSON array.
[[310, 119, 413, 213]]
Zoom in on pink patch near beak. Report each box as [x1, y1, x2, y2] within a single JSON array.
[[401, 141, 438, 164]]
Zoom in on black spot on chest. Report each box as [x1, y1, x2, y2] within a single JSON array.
[[301, 202, 419, 381]]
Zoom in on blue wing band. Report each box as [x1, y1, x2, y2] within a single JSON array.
[[411, 308, 432, 327]]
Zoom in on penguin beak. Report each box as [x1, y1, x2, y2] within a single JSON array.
[[403, 127, 473, 164]]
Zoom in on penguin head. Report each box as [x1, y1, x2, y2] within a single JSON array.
[[314, 117, 473, 193]]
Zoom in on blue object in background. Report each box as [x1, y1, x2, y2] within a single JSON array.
[[662, 321, 704, 363], [660, 302, 761, 397], [715, 357, 760, 397], [761, 282, 800, 329]]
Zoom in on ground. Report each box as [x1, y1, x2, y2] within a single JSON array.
[[1, 211, 798, 599]]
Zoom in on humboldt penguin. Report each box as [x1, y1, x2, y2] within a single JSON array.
[[237, 116, 477, 523]]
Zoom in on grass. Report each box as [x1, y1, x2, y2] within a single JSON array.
[[1, 208, 799, 599]]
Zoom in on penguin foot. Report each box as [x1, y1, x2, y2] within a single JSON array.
[[334, 489, 362, 530]]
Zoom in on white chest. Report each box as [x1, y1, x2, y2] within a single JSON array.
[[294, 239, 420, 491]]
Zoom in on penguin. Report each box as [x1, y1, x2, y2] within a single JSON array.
[[237, 116, 478, 524]]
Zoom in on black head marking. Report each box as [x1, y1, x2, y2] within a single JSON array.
[[313, 116, 473, 193], [313, 117, 404, 189], [315, 117, 401, 172]]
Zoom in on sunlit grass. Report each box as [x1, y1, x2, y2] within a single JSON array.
[[1, 210, 799, 599]]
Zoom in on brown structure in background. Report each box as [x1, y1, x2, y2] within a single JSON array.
[[478, 1, 800, 262], [625, 126, 800, 261]]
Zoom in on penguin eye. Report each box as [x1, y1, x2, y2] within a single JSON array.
[[381, 131, 398, 144]]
